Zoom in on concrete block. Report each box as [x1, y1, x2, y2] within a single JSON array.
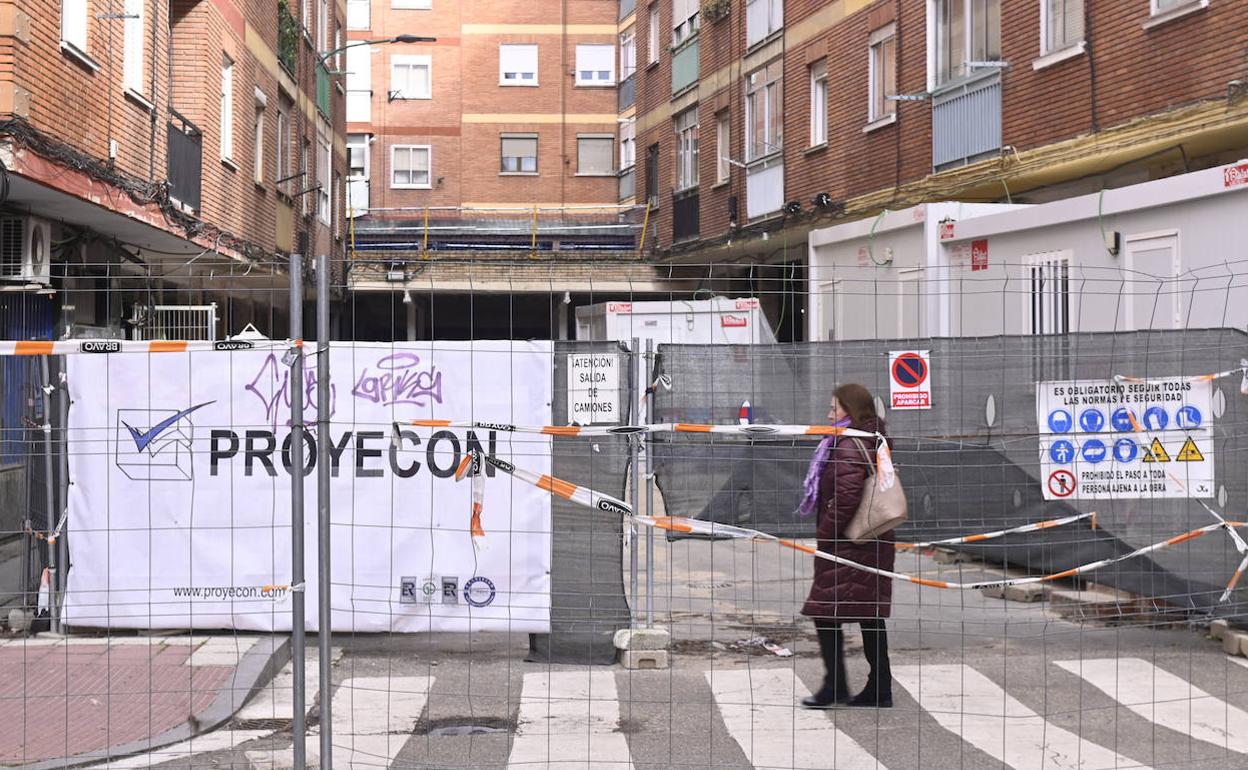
[[1241, 634, 1248, 658], [1222, 629, 1248, 656], [980, 583, 1050, 602], [931, 549, 973, 565], [613, 627, 670, 651], [1210, 619, 1230, 640], [619, 649, 668, 670]]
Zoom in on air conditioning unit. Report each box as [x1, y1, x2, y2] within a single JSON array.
[[0, 215, 52, 285]]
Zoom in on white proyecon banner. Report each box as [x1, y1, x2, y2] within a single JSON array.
[[62, 342, 553, 632]]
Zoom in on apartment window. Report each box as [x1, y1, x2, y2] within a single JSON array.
[[869, 25, 897, 122], [1028, 253, 1070, 335], [60, 0, 87, 53], [123, 0, 144, 92], [935, 0, 1001, 86], [392, 0, 431, 8], [674, 107, 699, 191], [1042, 0, 1084, 53], [648, 4, 660, 63], [745, 60, 782, 161], [809, 59, 827, 146], [620, 29, 636, 80], [620, 119, 636, 170], [575, 44, 615, 86], [578, 135, 615, 176], [645, 143, 659, 204], [348, 134, 368, 177], [499, 44, 538, 85], [317, 121, 331, 224], [317, 0, 328, 52], [1152, 0, 1205, 14], [500, 134, 538, 174], [347, 0, 369, 28], [253, 88, 267, 184], [745, 0, 783, 47], [220, 54, 234, 161], [716, 111, 730, 183], [300, 138, 311, 214], [391, 55, 431, 99], [672, 0, 699, 46], [275, 106, 291, 195], [392, 145, 431, 188]]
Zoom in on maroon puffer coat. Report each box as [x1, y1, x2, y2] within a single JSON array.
[[800, 417, 895, 620]]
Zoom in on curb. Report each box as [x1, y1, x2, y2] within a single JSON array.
[[20, 635, 291, 770]]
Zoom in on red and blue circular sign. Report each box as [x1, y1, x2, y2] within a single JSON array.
[[891, 352, 928, 388]]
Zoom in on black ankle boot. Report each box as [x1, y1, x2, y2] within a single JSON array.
[[850, 620, 893, 707], [802, 625, 850, 708], [802, 686, 851, 709], [846, 681, 892, 708]]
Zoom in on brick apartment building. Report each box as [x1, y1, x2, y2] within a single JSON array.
[[344, 0, 687, 340], [629, 0, 1248, 338], [0, 0, 347, 343]]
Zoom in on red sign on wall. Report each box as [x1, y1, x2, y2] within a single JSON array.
[[1224, 162, 1248, 189], [939, 221, 955, 240], [971, 239, 989, 271]]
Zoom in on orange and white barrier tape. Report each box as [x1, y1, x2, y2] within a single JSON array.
[[893, 511, 1096, 551], [1114, 360, 1248, 386], [0, 339, 297, 355]]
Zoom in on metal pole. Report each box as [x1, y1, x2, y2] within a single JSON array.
[[39, 357, 60, 634], [56, 360, 70, 632], [316, 252, 333, 770], [628, 338, 639, 627], [289, 253, 307, 770], [644, 339, 654, 629]]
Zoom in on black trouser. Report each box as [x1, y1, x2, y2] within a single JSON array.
[[814, 618, 892, 696]]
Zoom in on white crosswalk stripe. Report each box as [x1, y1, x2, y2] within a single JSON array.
[[506, 670, 634, 769], [707, 668, 887, 770], [893, 664, 1148, 770], [1055, 657, 1248, 755], [83, 730, 270, 769], [237, 647, 343, 722]]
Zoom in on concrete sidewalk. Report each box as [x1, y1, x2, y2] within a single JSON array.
[[0, 633, 287, 768]]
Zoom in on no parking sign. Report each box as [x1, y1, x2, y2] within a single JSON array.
[[889, 350, 932, 410]]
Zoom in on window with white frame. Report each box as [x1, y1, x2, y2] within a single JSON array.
[[575, 44, 615, 85], [620, 28, 636, 80], [869, 24, 897, 122], [1028, 252, 1070, 334], [499, 44, 538, 85], [620, 119, 636, 170], [672, 0, 699, 46], [317, 121, 331, 223], [809, 59, 827, 145], [220, 54, 234, 161], [1152, 0, 1205, 15], [1042, 0, 1084, 53], [253, 88, 266, 184], [674, 106, 699, 191], [648, 4, 660, 63], [391, 145, 431, 188], [61, 0, 87, 53], [745, 0, 783, 47], [392, 0, 431, 8], [317, 0, 328, 53], [716, 111, 730, 183], [391, 55, 431, 99], [275, 105, 291, 194], [123, 0, 144, 92], [578, 135, 615, 176], [934, 0, 1000, 86], [745, 60, 783, 161], [300, 138, 310, 214], [347, 0, 369, 28], [347, 134, 368, 178], [500, 134, 538, 174]]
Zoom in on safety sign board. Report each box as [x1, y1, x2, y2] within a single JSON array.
[[889, 350, 931, 410], [1036, 377, 1214, 500], [568, 353, 621, 424]]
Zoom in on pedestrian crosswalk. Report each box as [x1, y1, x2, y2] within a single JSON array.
[[108, 653, 1248, 769]]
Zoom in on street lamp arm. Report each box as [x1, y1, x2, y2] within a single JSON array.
[[317, 35, 436, 67]]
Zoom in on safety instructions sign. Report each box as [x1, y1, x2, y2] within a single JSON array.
[[567, 353, 621, 424], [889, 350, 931, 410], [1036, 377, 1214, 500]]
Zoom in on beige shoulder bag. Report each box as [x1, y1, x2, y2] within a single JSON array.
[[844, 438, 908, 543]]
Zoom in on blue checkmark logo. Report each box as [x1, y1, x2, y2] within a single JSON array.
[[122, 401, 215, 452]]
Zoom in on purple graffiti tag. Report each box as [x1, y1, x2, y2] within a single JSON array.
[[245, 353, 336, 427], [351, 352, 443, 407]]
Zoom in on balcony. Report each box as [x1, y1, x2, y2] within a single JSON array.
[[316, 63, 331, 117], [672, 189, 699, 242], [618, 167, 635, 202], [277, 0, 298, 75], [931, 71, 1002, 170], [671, 37, 699, 96], [166, 109, 202, 213], [618, 74, 635, 111]]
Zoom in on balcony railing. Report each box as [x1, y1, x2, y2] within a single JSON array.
[[931, 71, 1002, 170], [166, 109, 202, 213], [672, 189, 699, 242], [618, 74, 635, 111], [277, 0, 298, 75], [618, 167, 636, 202], [671, 37, 699, 96]]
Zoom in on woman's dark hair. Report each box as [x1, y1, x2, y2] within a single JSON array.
[[833, 383, 878, 426]]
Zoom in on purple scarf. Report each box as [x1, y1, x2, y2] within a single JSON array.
[[798, 416, 852, 517]]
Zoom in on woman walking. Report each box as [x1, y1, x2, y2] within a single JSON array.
[[798, 383, 895, 708]]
